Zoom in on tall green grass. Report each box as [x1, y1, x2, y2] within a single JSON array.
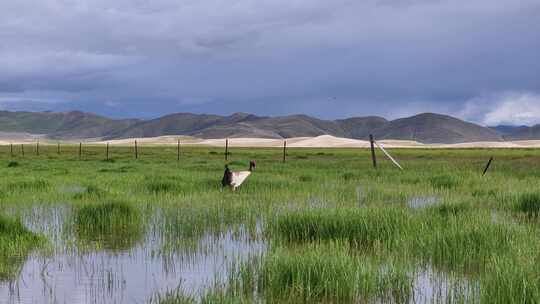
[[258, 243, 412, 303], [480, 257, 540, 304], [152, 288, 248, 304], [73, 202, 144, 251], [515, 193, 540, 218], [1, 145, 540, 301], [273, 207, 530, 272], [0, 214, 45, 280], [414, 212, 519, 271], [273, 208, 410, 249]]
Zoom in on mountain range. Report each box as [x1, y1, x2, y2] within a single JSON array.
[[0, 110, 537, 144]]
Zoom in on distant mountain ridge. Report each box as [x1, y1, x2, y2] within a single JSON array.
[[0, 110, 532, 144], [489, 125, 540, 140]]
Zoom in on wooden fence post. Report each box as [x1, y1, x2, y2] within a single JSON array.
[[57, 142, 60, 154], [79, 142, 82, 160], [106, 142, 109, 160], [369, 134, 377, 169], [482, 157, 493, 176], [283, 140, 287, 163], [135, 140, 138, 159], [177, 138, 181, 162], [10, 143, 13, 158], [36, 141, 39, 156], [225, 139, 229, 161], [21, 144, 24, 157]]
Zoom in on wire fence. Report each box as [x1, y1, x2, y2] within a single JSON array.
[[0, 139, 294, 162]]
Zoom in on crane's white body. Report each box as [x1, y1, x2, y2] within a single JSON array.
[[230, 171, 251, 191]]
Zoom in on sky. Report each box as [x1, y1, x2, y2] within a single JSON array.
[[1, 0, 539, 125]]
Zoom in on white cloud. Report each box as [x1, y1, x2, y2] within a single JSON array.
[[460, 92, 540, 126], [483, 93, 540, 126]]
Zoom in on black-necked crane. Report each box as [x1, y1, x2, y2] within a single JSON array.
[[222, 160, 256, 191]]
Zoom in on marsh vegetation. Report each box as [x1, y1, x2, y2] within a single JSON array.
[[1, 145, 540, 303]]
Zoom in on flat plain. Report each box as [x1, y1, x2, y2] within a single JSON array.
[[1, 144, 540, 303]]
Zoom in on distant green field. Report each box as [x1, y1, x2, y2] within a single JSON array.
[[1, 145, 540, 303]]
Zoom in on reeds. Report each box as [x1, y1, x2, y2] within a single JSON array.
[[0, 214, 45, 280], [251, 242, 412, 303], [273, 207, 411, 251], [73, 201, 144, 251], [273, 207, 528, 272], [480, 257, 540, 303], [516, 193, 540, 218], [261, 243, 359, 302]]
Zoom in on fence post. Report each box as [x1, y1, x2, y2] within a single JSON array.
[[36, 141, 39, 156], [79, 142, 82, 160], [369, 134, 377, 169], [482, 157, 493, 176], [21, 144, 24, 157], [225, 139, 229, 161], [106, 142, 109, 160], [135, 140, 138, 159], [283, 140, 287, 163], [10, 143, 13, 158], [177, 138, 181, 162], [57, 142, 60, 154]]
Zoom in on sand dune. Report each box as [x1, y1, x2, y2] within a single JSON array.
[[2, 134, 540, 148], [98, 135, 540, 148], [95, 135, 199, 145]]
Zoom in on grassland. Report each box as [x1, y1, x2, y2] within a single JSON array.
[[1, 143, 540, 303]]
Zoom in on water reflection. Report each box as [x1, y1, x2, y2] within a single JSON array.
[[0, 205, 477, 304], [412, 266, 476, 303], [408, 196, 440, 209], [73, 202, 144, 252], [0, 205, 266, 304]]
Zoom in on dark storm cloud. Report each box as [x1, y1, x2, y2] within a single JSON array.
[[1, 0, 539, 124]]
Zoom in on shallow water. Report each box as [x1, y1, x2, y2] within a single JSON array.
[[411, 266, 475, 303], [0, 204, 476, 304], [0, 205, 265, 304], [57, 185, 87, 195], [407, 196, 440, 209]]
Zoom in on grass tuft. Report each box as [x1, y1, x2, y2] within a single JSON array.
[[431, 202, 471, 217], [0, 214, 45, 280], [481, 257, 540, 303], [261, 243, 359, 302], [429, 175, 460, 190], [274, 208, 409, 249], [146, 179, 181, 194], [341, 172, 357, 181], [516, 193, 540, 218], [298, 175, 313, 182], [74, 202, 144, 251], [259, 243, 412, 302], [7, 161, 19, 168], [7, 179, 49, 192]]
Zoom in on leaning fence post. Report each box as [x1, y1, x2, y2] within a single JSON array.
[[225, 139, 229, 161], [283, 140, 287, 163], [482, 156, 494, 176], [374, 141, 403, 170], [369, 134, 377, 169]]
